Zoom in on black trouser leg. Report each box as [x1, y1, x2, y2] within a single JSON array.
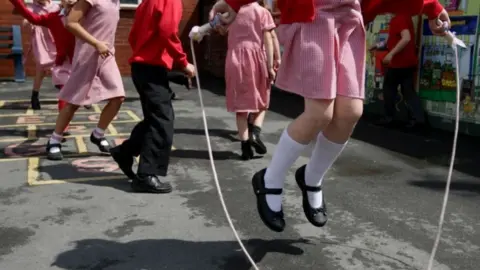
[[123, 63, 174, 177], [382, 68, 400, 119], [399, 67, 425, 122]]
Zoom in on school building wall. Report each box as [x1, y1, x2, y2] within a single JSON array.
[[0, 0, 200, 79]]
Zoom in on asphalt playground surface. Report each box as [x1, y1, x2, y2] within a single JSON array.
[[0, 76, 479, 270]]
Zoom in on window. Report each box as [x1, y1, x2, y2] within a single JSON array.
[[23, 0, 142, 9]]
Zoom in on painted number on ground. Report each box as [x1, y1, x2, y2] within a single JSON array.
[[72, 157, 119, 172]]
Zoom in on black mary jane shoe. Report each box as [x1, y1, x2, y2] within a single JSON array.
[[46, 142, 63, 161], [251, 168, 285, 232], [110, 146, 135, 180], [131, 175, 173, 194], [295, 165, 328, 227], [241, 141, 254, 160], [90, 133, 111, 153], [31, 95, 41, 110]]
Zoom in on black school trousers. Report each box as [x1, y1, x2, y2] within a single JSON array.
[[382, 67, 424, 122], [121, 63, 175, 176]]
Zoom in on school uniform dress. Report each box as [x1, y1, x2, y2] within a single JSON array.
[[58, 0, 125, 106], [225, 0, 445, 99], [225, 2, 276, 112], [27, 2, 59, 70]]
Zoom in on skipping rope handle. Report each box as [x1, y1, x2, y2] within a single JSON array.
[[189, 13, 227, 42]]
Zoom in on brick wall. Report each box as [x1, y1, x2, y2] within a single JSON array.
[[0, 0, 199, 79]]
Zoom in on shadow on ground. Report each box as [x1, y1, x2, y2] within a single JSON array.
[[198, 72, 480, 179], [51, 238, 308, 270]]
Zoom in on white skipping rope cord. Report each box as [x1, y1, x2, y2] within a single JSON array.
[[189, 25, 460, 270], [426, 35, 461, 270], [189, 39, 260, 270]]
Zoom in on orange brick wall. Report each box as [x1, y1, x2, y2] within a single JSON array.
[[0, 0, 200, 78]]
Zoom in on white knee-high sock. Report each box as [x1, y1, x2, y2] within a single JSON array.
[[305, 132, 346, 208], [264, 129, 308, 211]]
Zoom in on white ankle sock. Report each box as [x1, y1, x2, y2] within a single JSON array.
[[305, 132, 346, 208], [48, 132, 63, 153], [264, 129, 308, 211]]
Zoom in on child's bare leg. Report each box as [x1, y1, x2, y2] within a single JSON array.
[[31, 67, 45, 110], [237, 112, 253, 160], [91, 97, 124, 152], [47, 103, 80, 160], [248, 110, 267, 154], [253, 98, 334, 232], [302, 96, 363, 225]]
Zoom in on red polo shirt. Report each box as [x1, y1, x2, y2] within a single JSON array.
[[387, 15, 418, 68], [128, 0, 188, 69]]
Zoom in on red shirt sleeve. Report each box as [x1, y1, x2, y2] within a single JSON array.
[[422, 0, 444, 19], [156, 0, 188, 68], [225, 0, 257, 12], [9, 0, 49, 26]]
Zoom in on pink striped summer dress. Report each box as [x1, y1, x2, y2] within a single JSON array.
[[27, 1, 59, 69], [275, 0, 366, 100], [225, 2, 276, 112]]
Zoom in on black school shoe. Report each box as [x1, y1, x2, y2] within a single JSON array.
[[248, 124, 267, 155], [295, 165, 327, 227], [110, 146, 135, 180], [31, 94, 41, 110], [131, 175, 172, 194], [251, 168, 285, 232], [90, 133, 111, 153], [46, 141, 63, 160], [241, 141, 254, 160]]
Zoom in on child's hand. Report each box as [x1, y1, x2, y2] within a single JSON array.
[[183, 63, 196, 78], [273, 59, 281, 71], [94, 41, 112, 58], [268, 67, 276, 82], [22, 19, 30, 28]]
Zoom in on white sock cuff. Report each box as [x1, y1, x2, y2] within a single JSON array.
[[317, 132, 347, 151]]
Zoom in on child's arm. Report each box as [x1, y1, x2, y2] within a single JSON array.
[[9, 0, 49, 26], [270, 30, 281, 68], [264, 31, 275, 81], [66, 0, 111, 58]]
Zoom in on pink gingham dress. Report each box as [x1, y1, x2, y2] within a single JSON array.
[[275, 0, 366, 100], [225, 2, 276, 112], [27, 1, 59, 69], [58, 0, 125, 105]]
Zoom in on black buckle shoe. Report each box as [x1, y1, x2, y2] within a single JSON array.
[[295, 165, 327, 227], [46, 141, 63, 161], [31, 95, 41, 110], [249, 124, 267, 155], [110, 146, 135, 179], [251, 168, 285, 232], [90, 133, 111, 153], [131, 175, 173, 194], [241, 141, 254, 160]]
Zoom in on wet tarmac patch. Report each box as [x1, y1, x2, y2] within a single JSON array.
[[41, 207, 86, 225], [0, 187, 30, 205], [104, 219, 155, 238], [0, 226, 35, 259]]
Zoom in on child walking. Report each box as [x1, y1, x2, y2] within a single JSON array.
[[45, 0, 125, 160], [10, 0, 77, 136], [210, 0, 449, 232], [25, 0, 59, 110], [223, 1, 280, 160]]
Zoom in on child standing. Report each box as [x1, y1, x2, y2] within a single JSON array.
[[25, 0, 59, 110], [45, 0, 125, 160], [210, 0, 449, 232], [109, 0, 195, 194], [223, 1, 279, 160]]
